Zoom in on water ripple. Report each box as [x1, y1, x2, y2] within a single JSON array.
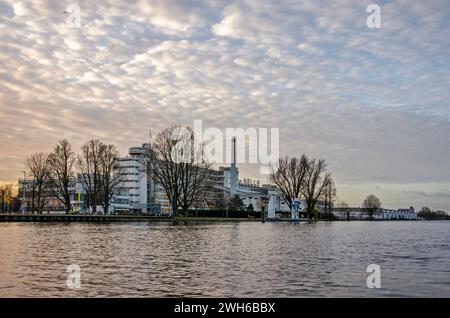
[[0, 221, 449, 297]]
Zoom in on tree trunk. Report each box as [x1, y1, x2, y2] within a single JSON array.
[[182, 203, 189, 217], [172, 202, 178, 217], [65, 197, 71, 214], [92, 198, 97, 214], [31, 191, 36, 213], [308, 203, 316, 221], [37, 193, 41, 214]]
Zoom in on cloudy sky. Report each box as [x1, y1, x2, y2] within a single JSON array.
[[0, 0, 449, 210]]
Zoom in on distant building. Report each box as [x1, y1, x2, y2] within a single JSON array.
[[332, 206, 418, 220]]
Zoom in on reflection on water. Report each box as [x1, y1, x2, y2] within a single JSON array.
[[0, 221, 449, 297]]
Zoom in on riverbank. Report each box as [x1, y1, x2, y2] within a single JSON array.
[[0, 213, 427, 223], [0, 213, 170, 223], [0, 213, 263, 223], [173, 216, 261, 223]]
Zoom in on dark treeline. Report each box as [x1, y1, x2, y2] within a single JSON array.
[[22, 139, 122, 214], [417, 207, 450, 220]]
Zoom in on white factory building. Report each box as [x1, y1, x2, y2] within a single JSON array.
[[109, 138, 287, 215], [108, 138, 329, 217]]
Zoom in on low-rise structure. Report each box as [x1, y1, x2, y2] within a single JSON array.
[[332, 207, 418, 220]]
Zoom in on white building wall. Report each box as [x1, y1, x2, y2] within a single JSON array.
[[113, 155, 149, 213]]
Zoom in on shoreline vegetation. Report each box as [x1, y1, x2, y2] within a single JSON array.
[[0, 213, 442, 223]]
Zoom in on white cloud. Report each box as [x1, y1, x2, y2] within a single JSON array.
[[212, 11, 241, 38], [297, 42, 324, 55], [64, 37, 83, 51], [12, 2, 29, 16]]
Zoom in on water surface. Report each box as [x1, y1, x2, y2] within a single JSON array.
[[0, 221, 449, 297]]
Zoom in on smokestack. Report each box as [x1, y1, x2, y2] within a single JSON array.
[[231, 137, 236, 167], [230, 136, 237, 195]]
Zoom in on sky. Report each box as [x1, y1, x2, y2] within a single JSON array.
[[0, 0, 449, 210]]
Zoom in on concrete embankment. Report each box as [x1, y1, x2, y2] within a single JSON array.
[[0, 213, 171, 223], [0, 214, 262, 223]]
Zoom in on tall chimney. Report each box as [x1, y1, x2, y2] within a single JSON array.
[[230, 137, 238, 195]]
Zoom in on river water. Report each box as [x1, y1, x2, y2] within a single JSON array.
[[0, 221, 449, 297]]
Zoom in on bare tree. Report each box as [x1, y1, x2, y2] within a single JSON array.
[[321, 179, 337, 214], [98, 143, 123, 214], [147, 125, 212, 216], [0, 183, 14, 212], [362, 194, 382, 220], [77, 140, 123, 214], [0, 184, 7, 212], [77, 140, 103, 213], [179, 163, 211, 216], [302, 158, 332, 220], [48, 139, 75, 213], [6, 184, 15, 212], [26, 152, 51, 213], [269, 155, 308, 213]]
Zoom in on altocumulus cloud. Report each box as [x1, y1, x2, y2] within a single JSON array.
[[0, 0, 450, 209]]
